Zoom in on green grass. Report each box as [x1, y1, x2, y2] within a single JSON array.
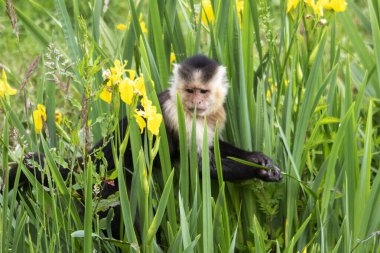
[[1, 0, 380, 252]]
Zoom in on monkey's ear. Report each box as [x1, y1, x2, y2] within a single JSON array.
[[218, 65, 227, 76], [172, 63, 180, 73], [172, 64, 181, 81], [214, 66, 229, 88], [171, 64, 180, 86]]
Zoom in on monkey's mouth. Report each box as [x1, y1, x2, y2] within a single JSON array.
[[188, 107, 207, 115]]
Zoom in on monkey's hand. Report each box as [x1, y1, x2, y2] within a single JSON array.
[[23, 152, 45, 171], [245, 152, 282, 182], [4, 152, 46, 190]]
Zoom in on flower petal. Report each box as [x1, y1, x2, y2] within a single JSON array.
[[134, 77, 146, 97], [134, 114, 146, 134], [55, 111, 62, 124], [100, 86, 112, 104], [0, 69, 17, 97], [116, 24, 127, 30], [33, 110, 44, 134], [147, 113, 162, 136], [119, 79, 134, 105]]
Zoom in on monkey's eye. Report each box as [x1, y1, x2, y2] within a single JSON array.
[[185, 89, 194, 93], [200, 89, 209, 94]]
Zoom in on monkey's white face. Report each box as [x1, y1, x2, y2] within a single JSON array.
[[170, 65, 228, 117], [182, 84, 211, 116]]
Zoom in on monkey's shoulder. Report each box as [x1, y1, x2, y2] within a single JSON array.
[[158, 90, 171, 106]]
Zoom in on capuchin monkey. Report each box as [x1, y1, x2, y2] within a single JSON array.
[[5, 55, 281, 238], [161, 55, 281, 181]]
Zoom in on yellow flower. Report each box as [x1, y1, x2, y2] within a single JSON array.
[[33, 104, 47, 134], [147, 112, 162, 136], [306, 0, 347, 16], [202, 0, 215, 25], [37, 104, 47, 118], [139, 14, 148, 34], [324, 0, 347, 12], [109, 60, 127, 85], [287, 0, 300, 13], [0, 68, 17, 98], [170, 52, 176, 64], [236, 0, 244, 14], [116, 23, 127, 30], [99, 80, 113, 104], [119, 79, 135, 105], [134, 113, 146, 133], [119, 75, 146, 105], [100, 60, 148, 105], [312, 0, 327, 16], [55, 111, 62, 125], [126, 69, 136, 81], [236, 0, 244, 26], [266, 82, 277, 101], [134, 77, 146, 97], [135, 96, 162, 136], [140, 96, 152, 113]]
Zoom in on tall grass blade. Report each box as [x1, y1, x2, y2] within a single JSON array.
[[14, 7, 50, 46], [1, 115, 10, 253], [84, 160, 93, 252], [148, 0, 169, 85], [368, 0, 380, 96], [147, 170, 174, 244], [201, 119, 213, 253], [179, 194, 192, 250], [54, 0, 81, 61], [92, 0, 102, 42], [252, 216, 266, 252], [355, 100, 373, 238], [177, 93, 189, 211]]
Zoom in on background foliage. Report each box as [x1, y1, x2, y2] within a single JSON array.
[[1, 0, 380, 252]]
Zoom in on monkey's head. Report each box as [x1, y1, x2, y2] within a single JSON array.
[[170, 55, 228, 117]]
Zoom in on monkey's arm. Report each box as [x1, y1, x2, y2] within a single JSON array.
[[210, 140, 282, 182], [6, 117, 130, 191]]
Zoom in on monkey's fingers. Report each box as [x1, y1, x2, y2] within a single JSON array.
[[257, 164, 282, 182], [23, 152, 45, 170], [249, 153, 282, 182]]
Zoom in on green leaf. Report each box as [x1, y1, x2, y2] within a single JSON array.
[[147, 170, 174, 244], [202, 119, 213, 253]]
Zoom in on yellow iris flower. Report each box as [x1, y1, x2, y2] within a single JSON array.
[[116, 23, 127, 30], [0, 68, 17, 98], [55, 111, 62, 124], [118, 76, 146, 105], [170, 52, 176, 65], [139, 14, 148, 34], [126, 69, 136, 81], [134, 113, 146, 134], [109, 60, 127, 85], [147, 112, 162, 136], [119, 79, 135, 105], [287, 0, 300, 13], [324, 0, 347, 12], [33, 104, 47, 134], [305, 0, 347, 16], [134, 77, 146, 97], [288, 0, 347, 15], [135, 96, 162, 136], [202, 0, 215, 25], [99, 80, 113, 104], [236, 0, 244, 14]]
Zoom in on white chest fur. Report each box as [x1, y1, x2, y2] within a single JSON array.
[[162, 99, 217, 153], [186, 114, 215, 153]]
